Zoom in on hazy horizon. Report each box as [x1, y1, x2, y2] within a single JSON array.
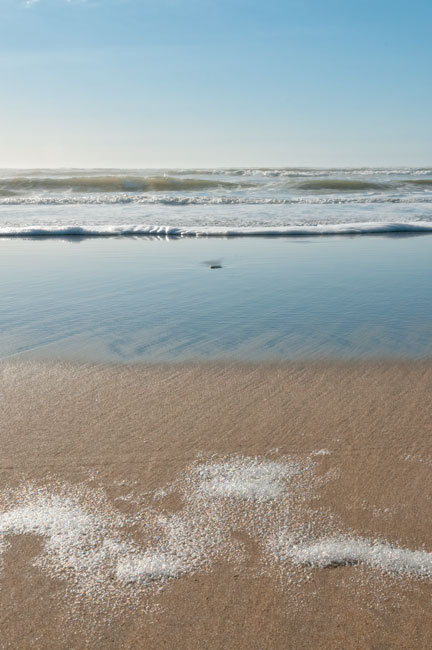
[[1, 164, 432, 171]]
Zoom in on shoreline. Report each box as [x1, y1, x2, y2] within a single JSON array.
[[2, 223, 432, 238], [1, 359, 432, 649]]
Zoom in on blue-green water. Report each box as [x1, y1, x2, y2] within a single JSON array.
[[1, 235, 432, 362]]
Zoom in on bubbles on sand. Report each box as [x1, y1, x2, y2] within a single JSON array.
[[116, 455, 318, 586], [0, 486, 137, 601], [274, 537, 432, 578], [0, 455, 317, 604], [1, 453, 432, 614], [195, 457, 301, 501]]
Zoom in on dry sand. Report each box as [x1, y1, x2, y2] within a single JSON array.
[[1, 360, 432, 649]]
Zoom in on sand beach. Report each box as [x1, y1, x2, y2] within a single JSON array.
[[1, 360, 432, 649]]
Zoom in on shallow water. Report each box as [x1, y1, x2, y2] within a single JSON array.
[[1, 235, 432, 362]]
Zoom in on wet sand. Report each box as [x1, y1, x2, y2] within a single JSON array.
[[1, 360, 432, 649]]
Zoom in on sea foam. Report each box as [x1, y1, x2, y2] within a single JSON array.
[[1, 167, 432, 235], [282, 537, 432, 578], [2, 194, 432, 206], [1, 454, 432, 611], [196, 457, 300, 500], [1, 222, 432, 238]]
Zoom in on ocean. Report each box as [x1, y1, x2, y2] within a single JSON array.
[[1, 167, 432, 236], [1, 167, 432, 363]]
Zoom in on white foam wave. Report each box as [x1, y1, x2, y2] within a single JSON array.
[[162, 168, 432, 177], [1, 222, 432, 238], [1, 195, 432, 206], [284, 537, 432, 578]]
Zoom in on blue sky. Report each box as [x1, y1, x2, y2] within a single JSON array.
[[1, 0, 431, 167]]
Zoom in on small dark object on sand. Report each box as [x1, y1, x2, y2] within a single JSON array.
[[210, 264, 222, 270]]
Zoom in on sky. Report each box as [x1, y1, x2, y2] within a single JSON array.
[[1, 0, 431, 167]]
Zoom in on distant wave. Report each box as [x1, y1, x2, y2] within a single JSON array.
[[293, 178, 432, 191], [161, 167, 432, 177], [0, 175, 249, 193], [2, 175, 432, 199], [1, 222, 432, 238], [405, 179, 432, 186], [295, 179, 389, 191]]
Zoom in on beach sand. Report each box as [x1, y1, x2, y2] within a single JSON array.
[[1, 360, 432, 649]]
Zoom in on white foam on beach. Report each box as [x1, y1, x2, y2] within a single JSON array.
[[1, 454, 431, 612], [279, 537, 432, 578], [0, 455, 312, 598], [115, 502, 233, 585], [0, 490, 217, 593], [195, 457, 301, 501], [115, 457, 312, 584], [116, 552, 185, 583], [0, 491, 136, 598], [312, 449, 331, 456]]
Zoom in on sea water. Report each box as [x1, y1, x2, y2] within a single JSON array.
[[1, 167, 432, 362], [1, 233, 431, 362]]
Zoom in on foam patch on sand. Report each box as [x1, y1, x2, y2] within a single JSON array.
[[279, 537, 432, 578], [195, 457, 301, 501], [0, 489, 218, 595], [0, 455, 316, 601], [116, 552, 184, 583], [1, 453, 431, 612], [0, 489, 138, 599]]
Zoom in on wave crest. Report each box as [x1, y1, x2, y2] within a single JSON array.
[[0, 175, 249, 193], [295, 179, 388, 192], [1, 222, 432, 238]]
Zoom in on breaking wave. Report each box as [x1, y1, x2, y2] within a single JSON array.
[[295, 179, 388, 191], [1, 168, 432, 238], [405, 179, 432, 186], [2, 195, 432, 206], [0, 175, 249, 193], [1, 222, 432, 238], [161, 167, 432, 177]]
